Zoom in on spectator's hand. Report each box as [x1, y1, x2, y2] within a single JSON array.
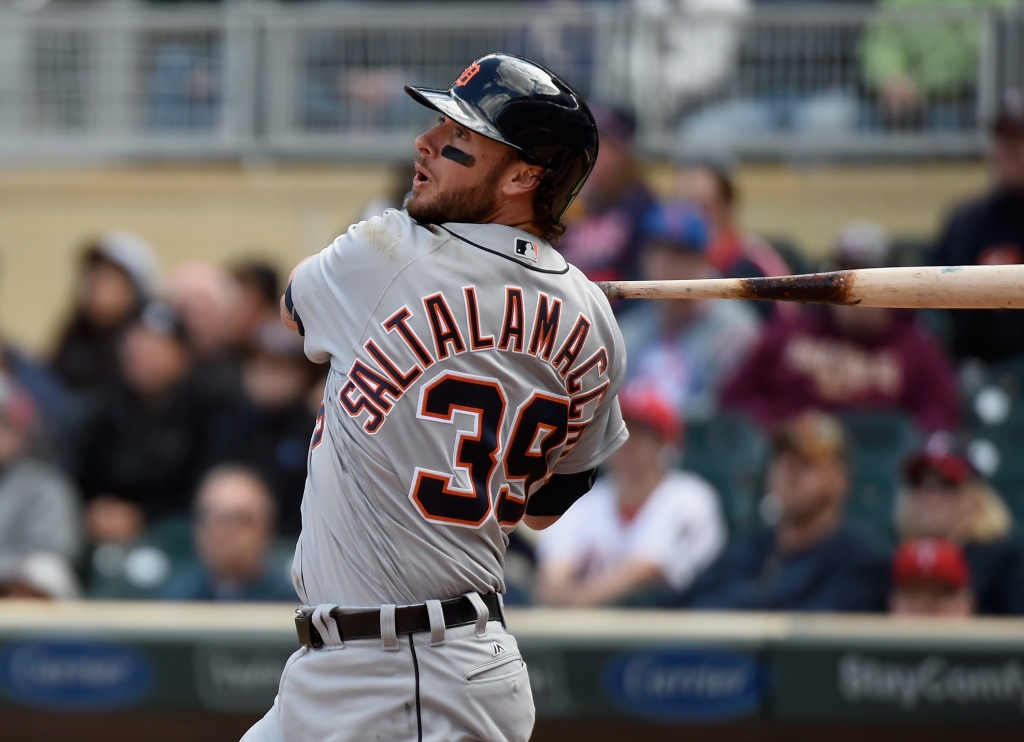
[[537, 559, 663, 607], [535, 560, 580, 606], [882, 74, 919, 117], [86, 495, 144, 544]]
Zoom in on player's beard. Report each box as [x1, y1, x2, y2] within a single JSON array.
[[407, 154, 511, 225]]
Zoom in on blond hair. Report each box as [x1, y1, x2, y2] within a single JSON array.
[[894, 480, 1014, 545]]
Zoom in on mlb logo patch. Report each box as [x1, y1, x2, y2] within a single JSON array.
[[514, 238, 539, 262]]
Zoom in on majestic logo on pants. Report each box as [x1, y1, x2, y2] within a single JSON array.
[[491, 642, 506, 657]]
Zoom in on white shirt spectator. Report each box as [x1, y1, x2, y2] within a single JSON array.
[[537, 470, 726, 593]]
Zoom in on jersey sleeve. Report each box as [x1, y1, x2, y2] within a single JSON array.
[[556, 395, 627, 473], [555, 293, 629, 474]]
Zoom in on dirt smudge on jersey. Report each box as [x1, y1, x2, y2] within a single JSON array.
[[361, 218, 400, 264]]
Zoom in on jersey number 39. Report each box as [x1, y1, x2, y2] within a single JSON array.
[[410, 371, 569, 529]]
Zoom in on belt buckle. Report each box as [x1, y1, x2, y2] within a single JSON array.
[[295, 610, 324, 649]]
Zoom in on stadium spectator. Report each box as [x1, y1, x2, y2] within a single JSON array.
[[230, 261, 282, 353], [235, 321, 318, 536], [677, 162, 791, 282], [673, 411, 889, 612], [535, 388, 726, 606], [76, 301, 240, 544], [0, 374, 82, 565], [168, 261, 244, 399], [895, 433, 1024, 615], [556, 106, 656, 292], [0, 341, 70, 457], [161, 465, 295, 602], [677, 162, 792, 319], [722, 223, 959, 432], [889, 538, 975, 617], [932, 89, 1024, 363], [618, 201, 761, 422], [52, 232, 158, 393], [861, 0, 1009, 130]]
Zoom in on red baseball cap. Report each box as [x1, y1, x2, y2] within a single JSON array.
[[891, 538, 971, 591], [617, 387, 684, 446], [904, 432, 976, 486]]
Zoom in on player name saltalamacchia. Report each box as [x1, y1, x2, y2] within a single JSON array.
[[337, 284, 609, 446]]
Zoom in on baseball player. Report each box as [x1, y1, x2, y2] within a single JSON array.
[[242, 53, 627, 742]]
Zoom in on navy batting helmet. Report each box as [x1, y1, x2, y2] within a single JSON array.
[[405, 53, 599, 222]]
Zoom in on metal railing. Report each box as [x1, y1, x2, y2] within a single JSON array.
[[0, 1, 1021, 164]]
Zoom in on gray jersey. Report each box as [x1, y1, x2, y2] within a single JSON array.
[[289, 210, 627, 608]]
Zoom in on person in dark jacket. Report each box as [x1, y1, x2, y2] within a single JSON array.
[[235, 321, 319, 536], [895, 433, 1024, 615], [51, 232, 158, 393], [167, 261, 246, 404], [931, 90, 1024, 363], [76, 301, 241, 544], [673, 410, 889, 612], [161, 465, 295, 602]]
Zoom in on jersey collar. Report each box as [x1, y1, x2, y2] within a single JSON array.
[[439, 222, 569, 274]]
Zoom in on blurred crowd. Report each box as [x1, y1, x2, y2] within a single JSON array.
[[532, 89, 1024, 619], [0, 240, 320, 601], [0, 86, 1021, 621]]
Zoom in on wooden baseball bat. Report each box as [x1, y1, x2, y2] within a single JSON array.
[[597, 265, 1024, 309]]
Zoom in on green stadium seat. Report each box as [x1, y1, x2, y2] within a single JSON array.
[[682, 412, 767, 538], [991, 357, 1024, 413], [86, 522, 299, 600], [270, 536, 298, 586], [964, 422, 1024, 540], [917, 308, 954, 350], [963, 357, 1024, 538], [86, 515, 197, 599], [839, 411, 923, 548], [961, 357, 1024, 427], [144, 515, 195, 559]]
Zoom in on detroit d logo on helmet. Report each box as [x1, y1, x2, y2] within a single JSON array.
[[455, 63, 481, 87]]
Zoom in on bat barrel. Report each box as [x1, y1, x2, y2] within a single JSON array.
[[597, 265, 1024, 310]]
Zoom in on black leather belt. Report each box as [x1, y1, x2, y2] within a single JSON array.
[[295, 593, 503, 648]]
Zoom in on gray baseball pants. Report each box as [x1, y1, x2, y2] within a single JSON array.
[[240, 606, 534, 742]]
